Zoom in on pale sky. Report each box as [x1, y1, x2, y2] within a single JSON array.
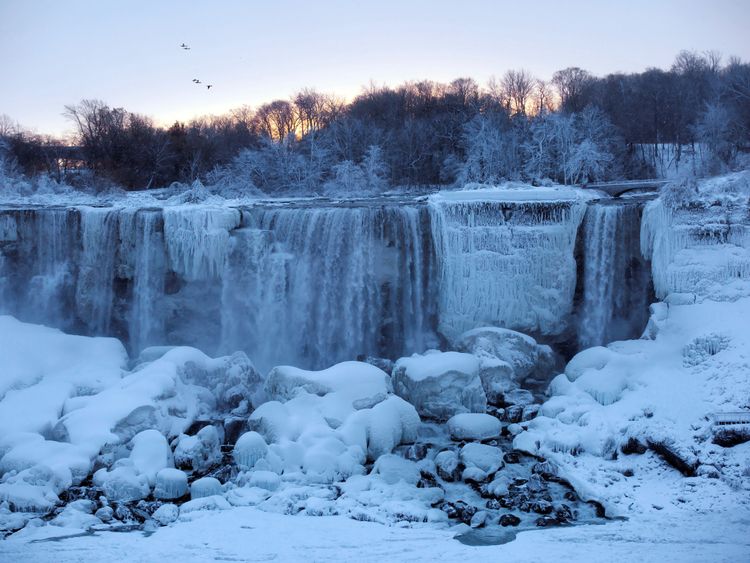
[[1, 0, 749, 136]]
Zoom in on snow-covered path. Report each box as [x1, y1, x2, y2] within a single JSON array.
[[3, 504, 749, 563]]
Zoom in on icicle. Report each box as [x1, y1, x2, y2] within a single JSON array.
[[428, 195, 587, 341]]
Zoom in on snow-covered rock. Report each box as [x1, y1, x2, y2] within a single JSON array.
[[152, 503, 179, 525], [457, 327, 556, 402], [129, 429, 173, 486], [392, 351, 486, 421], [93, 463, 151, 502], [265, 361, 389, 407], [173, 426, 222, 472], [460, 443, 504, 477], [371, 455, 421, 486], [447, 413, 502, 441]]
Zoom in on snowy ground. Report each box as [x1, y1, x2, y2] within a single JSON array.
[[2, 503, 749, 563]]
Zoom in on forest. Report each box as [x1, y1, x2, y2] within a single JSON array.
[[2, 50, 749, 194]]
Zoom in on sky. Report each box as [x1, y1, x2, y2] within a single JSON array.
[[1, 0, 749, 137]]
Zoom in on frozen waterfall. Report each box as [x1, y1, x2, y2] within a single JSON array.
[[0, 193, 656, 369], [577, 201, 653, 348], [429, 195, 587, 342]]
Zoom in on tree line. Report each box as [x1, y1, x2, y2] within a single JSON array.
[[1, 50, 748, 194]]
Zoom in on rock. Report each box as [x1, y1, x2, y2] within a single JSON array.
[[527, 474, 547, 493], [503, 451, 521, 464], [499, 513, 521, 527], [435, 450, 462, 482], [95, 506, 114, 523], [93, 463, 150, 503], [174, 426, 222, 472], [361, 356, 395, 375], [457, 327, 556, 386], [392, 351, 486, 421], [460, 443, 504, 475], [535, 516, 559, 527], [531, 460, 559, 480], [555, 504, 574, 522], [153, 468, 189, 500], [503, 405, 524, 423], [713, 426, 750, 448], [180, 351, 261, 412], [130, 429, 173, 486], [502, 389, 535, 407], [532, 500, 553, 514], [223, 417, 247, 447], [522, 405, 540, 421], [621, 437, 647, 455], [372, 455, 421, 486], [646, 438, 699, 476], [470, 510, 489, 528], [447, 413, 502, 442], [401, 443, 429, 462]]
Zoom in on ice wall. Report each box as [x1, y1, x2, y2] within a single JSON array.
[[577, 202, 652, 348], [429, 195, 587, 342], [641, 173, 750, 301]]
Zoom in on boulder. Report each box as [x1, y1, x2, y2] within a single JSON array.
[[392, 351, 486, 421], [447, 413, 502, 442]]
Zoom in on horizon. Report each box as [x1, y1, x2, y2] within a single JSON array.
[[1, 0, 749, 137]]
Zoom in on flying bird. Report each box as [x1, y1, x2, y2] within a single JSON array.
[[180, 43, 190, 50], [206, 84, 213, 90], [193, 79, 201, 84]]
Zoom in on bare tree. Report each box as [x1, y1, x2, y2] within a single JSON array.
[[552, 67, 593, 112], [500, 69, 536, 115]]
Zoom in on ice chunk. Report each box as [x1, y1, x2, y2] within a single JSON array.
[[447, 413, 502, 441], [392, 351, 486, 421], [153, 468, 188, 500], [247, 470, 281, 491], [233, 432, 268, 470], [190, 477, 223, 499]]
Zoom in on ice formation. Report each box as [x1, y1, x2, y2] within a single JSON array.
[[428, 190, 587, 340]]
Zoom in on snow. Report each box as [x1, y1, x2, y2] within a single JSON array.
[[129, 429, 173, 486], [392, 351, 486, 421], [173, 425, 222, 472]]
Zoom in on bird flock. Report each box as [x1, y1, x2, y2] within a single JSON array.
[[181, 43, 213, 90]]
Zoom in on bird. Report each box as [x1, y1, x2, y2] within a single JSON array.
[[206, 84, 213, 90], [193, 79, 201, 84], [180, 43, 190, 50]]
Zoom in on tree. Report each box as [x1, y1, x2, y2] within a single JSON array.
[[552, 67, 594, 113], [499, 69, 536, 115]]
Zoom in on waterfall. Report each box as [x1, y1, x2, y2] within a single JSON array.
[[0, 194, 657, 368], [429, 195, 587, 342], [578, 201, 652, 348], [221, 203, 434, 370], [76, 207, 119, 334], [126, 209, 166, 353]]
